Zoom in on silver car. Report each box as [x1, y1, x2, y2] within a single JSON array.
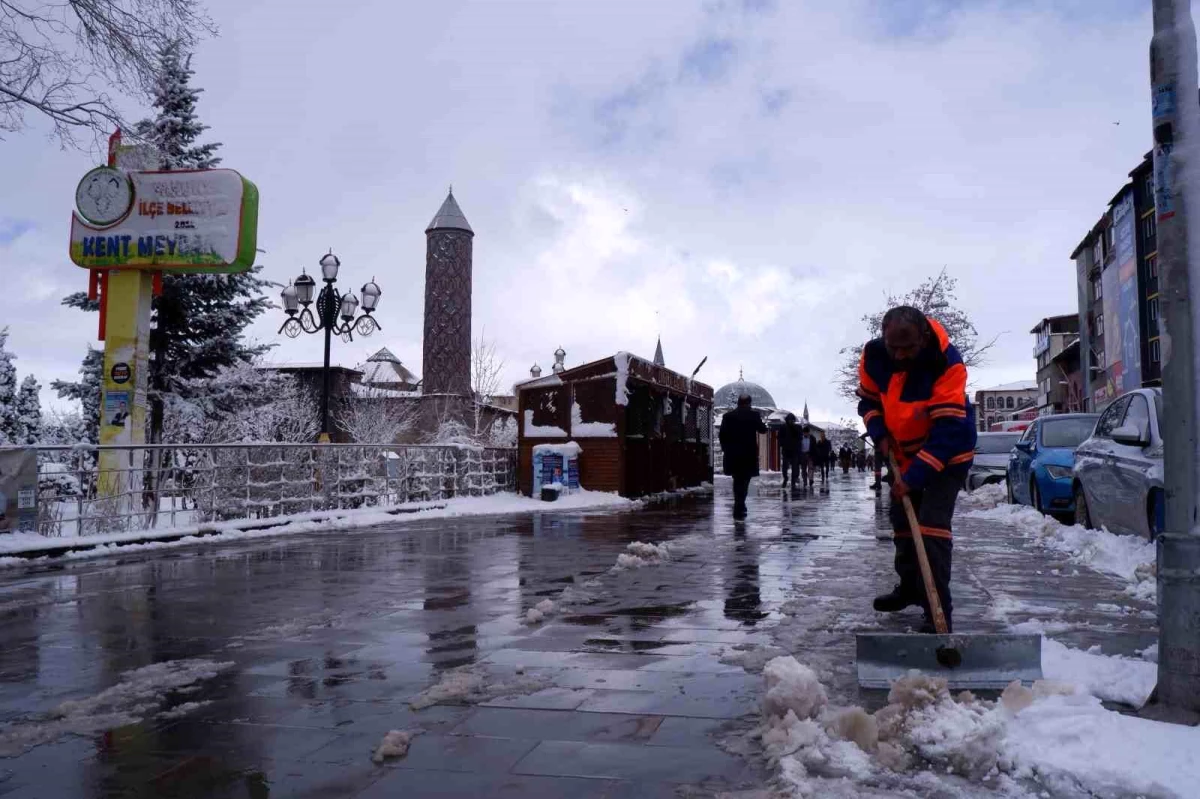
[[967, 432, 1022, 490], [1072, 387, 1165, 539]]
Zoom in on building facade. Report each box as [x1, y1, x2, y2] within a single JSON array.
[[974, 382, 1038, 432], [1070, 152, 1162, 411], [1030, 314, 1080, 415]]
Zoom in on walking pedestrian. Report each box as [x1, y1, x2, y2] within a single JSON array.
[[839, 445, 851, 474], [814, 434, 832, 483], [799, 423, 817, 487], [857, 305, 976, 633], [719, 394, 767, 519], [778, 413, 802, 489]]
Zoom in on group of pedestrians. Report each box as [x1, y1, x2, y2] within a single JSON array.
[[718, 304, 978, 635]]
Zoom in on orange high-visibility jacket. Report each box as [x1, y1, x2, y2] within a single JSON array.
[[856, 318, 977, 491]]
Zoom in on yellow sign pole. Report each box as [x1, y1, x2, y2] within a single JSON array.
[[97, 269, 154, 505]]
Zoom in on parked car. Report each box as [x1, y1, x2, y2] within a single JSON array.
[[967, 432, 1022, 490], [1006, 413, 1099, 516], [1073, 388, 1165, 539]]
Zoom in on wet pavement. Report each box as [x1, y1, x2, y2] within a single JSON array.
[[0, 472, 1157, 798]]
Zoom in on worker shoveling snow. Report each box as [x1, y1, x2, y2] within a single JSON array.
[[756, 655, 1199, 798]]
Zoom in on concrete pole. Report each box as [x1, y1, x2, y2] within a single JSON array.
[[1149, 0, 1200, 717]]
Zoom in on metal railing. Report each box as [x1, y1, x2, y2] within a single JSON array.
[[17, 443, 518, 538]]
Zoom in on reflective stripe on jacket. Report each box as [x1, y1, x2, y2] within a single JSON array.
[[855, 318, 977, 491]]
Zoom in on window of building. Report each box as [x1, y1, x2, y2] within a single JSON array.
[[1096, 313, 1104, 334], [1148, 254, 1158, 280], [1149, 297, 1159, 321], [1145, 171, 1154, 200], [1151, 339, 1161, 364], [1006, 396, 1014, 409], [1105, 226, 1114, 255], [1143, 214, 1157, 241], [1092, 275, 1102, 301], [1093, 239, 1103, 265], [987, 396, 995, 409]]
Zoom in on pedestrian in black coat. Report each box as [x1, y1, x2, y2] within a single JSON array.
[[778, 413, 802, 488], [719, 395, 767, 518]]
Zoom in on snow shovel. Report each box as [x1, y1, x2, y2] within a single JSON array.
[[855, 448, 1042, 691]]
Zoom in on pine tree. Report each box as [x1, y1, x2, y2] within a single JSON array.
[[0, 328, 17, 444], [51, 347, 104, 445], [59, 40, 272, 443], [133, 40, 222, 170], [15, 376, 42, 444]]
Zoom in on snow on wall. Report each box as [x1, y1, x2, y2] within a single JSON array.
[[613, 352, 631, 406], [523, 409, 567, 438], [570, 402, 616, 438], [531, 442, 582, 458]]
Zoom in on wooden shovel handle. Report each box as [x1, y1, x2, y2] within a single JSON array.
[[888, 445, 950, 635]]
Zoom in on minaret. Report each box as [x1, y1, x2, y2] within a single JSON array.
[[653, 336, 665, 367], [422, 190, 473, 396]]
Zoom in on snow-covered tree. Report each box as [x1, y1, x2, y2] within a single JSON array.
[[471, 330, 506, 436], [15, 376, 42, 444], [132, 40, 222, 169], [486, 415, 517, 447], [834, 269, 997, 401], [164, 363, 318, 444], [0, 328, 19, 444], [50, 347, 104, 445], [336, 386, 417, 444], [430, 418, 477, 447]]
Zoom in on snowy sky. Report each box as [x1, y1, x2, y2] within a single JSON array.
[[0, 0, 1170, 423]]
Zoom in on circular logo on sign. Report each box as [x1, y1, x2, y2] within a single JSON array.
[[110, 363, 131, 384], [76, 167, 134, 226]]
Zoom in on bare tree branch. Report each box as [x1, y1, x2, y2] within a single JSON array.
[[1, 0, 215, 146]]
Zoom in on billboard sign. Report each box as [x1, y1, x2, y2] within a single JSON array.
[[70, 168, 258, 273], [1112, 192, 1141, 392]]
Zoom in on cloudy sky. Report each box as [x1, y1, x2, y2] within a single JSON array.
[[0, 0, 1166, 423]]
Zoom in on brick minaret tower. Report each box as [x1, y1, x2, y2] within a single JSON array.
[[422, 190, 473, 397]]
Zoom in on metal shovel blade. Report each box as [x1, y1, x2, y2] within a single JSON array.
[[856, 633, 1043, 690]]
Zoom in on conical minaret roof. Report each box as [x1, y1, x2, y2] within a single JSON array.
[[653, 337, 665, 367], [426, 189, 473, 234]]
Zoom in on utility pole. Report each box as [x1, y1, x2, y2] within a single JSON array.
[[1149, 0, 1200, 719]]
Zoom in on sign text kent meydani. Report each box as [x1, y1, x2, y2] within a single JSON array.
[[70, 168, 259, 274]]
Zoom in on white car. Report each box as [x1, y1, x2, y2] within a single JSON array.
[[1072, 388, 1165, 539], [967, 432, 1021, 491]]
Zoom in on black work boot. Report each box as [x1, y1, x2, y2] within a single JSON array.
[[873, 586, 919, 613]]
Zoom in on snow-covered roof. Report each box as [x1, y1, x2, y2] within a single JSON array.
[[426, 191, 473, 234], [348, 383, 420, 399], [980, 380, 1037, 393], [259, 362, 362, 373]]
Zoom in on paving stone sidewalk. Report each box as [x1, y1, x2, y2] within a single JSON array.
[[0, 473, 1156, 798]]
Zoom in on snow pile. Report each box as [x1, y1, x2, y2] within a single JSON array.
[[570, 403, 616, 438], [531, 441, 582, 458], [754, 657, 1200, 798], [613, 352, 631, 406], [0, 658, 232, 755], [372, 729, 417, 763], [1042, 638, 1157, 707], [0, 489, 637, 567], [408, 666, 547, 711], [956, 483, 1007, 511], [524, 598, 557, 625], [720, 644, 788, 673], [1139, 642, 1160, 663], [963, 502, 1156, 601], [614, 541, 671, 570], [523, 409, 567, 438]]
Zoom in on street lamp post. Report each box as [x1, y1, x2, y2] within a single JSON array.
[[279, 252, 382, 442]]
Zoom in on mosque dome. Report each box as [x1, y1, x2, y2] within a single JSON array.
[[714, 379, 777, 409]]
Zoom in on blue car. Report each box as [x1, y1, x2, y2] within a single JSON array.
[[1007, 413, 1100, 515]]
